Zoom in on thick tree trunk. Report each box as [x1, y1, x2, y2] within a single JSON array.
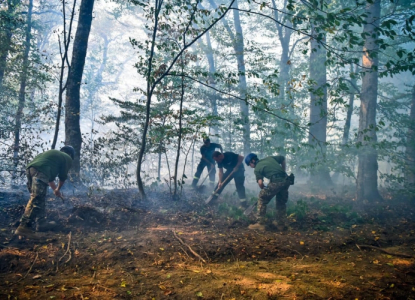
[[356, 0, 381, 202], [12, 0, 32, 186], [0, 0, 18, 87], [308, 26, 332, 186], [405, 86, 415, 187], [65, 0, 95, 180], [232, 0, 250, 154]]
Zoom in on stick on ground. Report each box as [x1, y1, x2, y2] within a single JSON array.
[[173, 230, 206, 263], [356, 244, 415, 258]]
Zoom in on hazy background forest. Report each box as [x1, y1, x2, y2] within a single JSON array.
[[0, 0, 415, 200]]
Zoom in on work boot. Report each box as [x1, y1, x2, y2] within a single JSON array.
[[248, 222, 266, 231], [272, 221, 288, 232], [239, 199, 249, 209], [15, 224, 36, 238]]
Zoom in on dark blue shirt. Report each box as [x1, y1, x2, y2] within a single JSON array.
[[200, 142, 221, 162]]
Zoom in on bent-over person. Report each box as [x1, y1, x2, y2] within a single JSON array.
[[245, 153, 294, 231], [210, 151, 247, 207], [191, 138, 222, 189], [14, 146, 75, 238]]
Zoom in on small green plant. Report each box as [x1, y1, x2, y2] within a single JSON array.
[[287, 199, 309, 221]]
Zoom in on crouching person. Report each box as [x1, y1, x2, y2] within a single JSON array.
[[14, 146, 74, 238], [245, 153, 294, 231]]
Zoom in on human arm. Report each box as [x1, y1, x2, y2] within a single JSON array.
[[217, 168, 224, 189], [257, 179, 265, 189], [49, 180, 65, 198], [218, 144, 223, 153], [201, 154, 214, 166], [233, 155, 244, 172]]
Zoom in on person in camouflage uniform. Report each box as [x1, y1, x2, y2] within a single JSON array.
[[245, 153, 294, 231], [14, 146, 74, 238]]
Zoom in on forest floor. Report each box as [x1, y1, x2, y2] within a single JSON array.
[[0, 184, 415, 300]]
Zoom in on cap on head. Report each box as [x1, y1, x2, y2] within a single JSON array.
[[60, 145, 75, 159], [244, 153, 258, 166]]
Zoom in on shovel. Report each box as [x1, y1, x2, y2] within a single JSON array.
[[243, 186, 268, 216], [205, 170, 236, 204], [243, 201, 257, 216], [196, 166, 215, 192]]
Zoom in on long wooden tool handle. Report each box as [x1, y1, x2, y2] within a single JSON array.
[[213, 169, 236, 193], [199, 165, 215, 186]]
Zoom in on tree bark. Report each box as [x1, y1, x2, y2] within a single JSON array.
[[12, 0, 32, 186], [308, 26, 332, 186], [0, 0, 19, 87], [405, 86, 415, 187], [356, 0, 381, 202], [65, 0, 95, 180]]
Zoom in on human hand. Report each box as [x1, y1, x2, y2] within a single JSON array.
[[54, 189, 63, 198]]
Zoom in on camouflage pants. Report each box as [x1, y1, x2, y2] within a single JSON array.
[[257, 181, 290, 225], [20, 168, 49, 227]]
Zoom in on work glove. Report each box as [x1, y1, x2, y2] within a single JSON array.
[[286, 173, 295, 185]]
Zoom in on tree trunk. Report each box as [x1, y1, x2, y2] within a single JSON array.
[[308, 26, 332, 186], [232, 0, 250, 154], [356, 0, 381, 202], [52, 0, 77, 150], [0, 0, 18, 87], [12, 0, 32, 186], [65, 0, 95, 180], [342, 64, 359, 145], [271, 0, 292, 154], [173, 61, 185, 199], [204, 31, 219, 137], [405, 86, 415, 187]]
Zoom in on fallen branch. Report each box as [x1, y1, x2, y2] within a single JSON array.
[[57, 231, 72, 271], [17, 251, 38, 283], [173, 230, 206, 263], [356, 244, 415, 258]]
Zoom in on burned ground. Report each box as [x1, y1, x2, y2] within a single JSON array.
[[0, 186, 415, 299]]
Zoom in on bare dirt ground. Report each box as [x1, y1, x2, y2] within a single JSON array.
[[1, 185, 415, 299]]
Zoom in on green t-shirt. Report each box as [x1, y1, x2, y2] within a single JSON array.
[[254, 156, 286, 182], [27, 150, 72, 182]]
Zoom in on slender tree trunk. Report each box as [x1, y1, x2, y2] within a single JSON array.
[[204, 31, 219, 137], [137, 0, 162, 199], [356, 0, 381, 202], [65, 0, 95, 181], [173, 60, 185, 198], [232, 0, 250, 153], [405, 86, 415, 187], [52, 0, 77, 150], [12, 0, 33, 186], [271, 0, 292, 154], [342, 64, 359, 145], [308, 26, 332, 186]]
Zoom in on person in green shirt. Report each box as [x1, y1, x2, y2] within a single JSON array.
[[14, 146, 75, 238], [244, 153, 294, 231]]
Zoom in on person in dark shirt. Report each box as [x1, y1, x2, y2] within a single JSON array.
[[14, 146, 75, 238], [209, 151, 247, 207], [191, 138, 223, 189], [245, 153, 294, 231]]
